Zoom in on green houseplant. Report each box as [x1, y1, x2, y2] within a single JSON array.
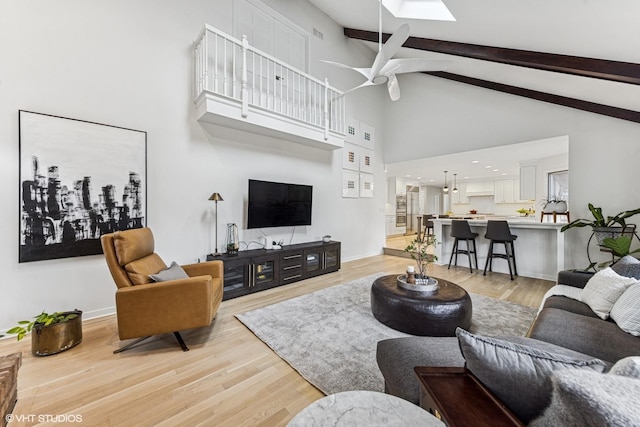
[[561, 204, 640, 238], [6, 310, 82, 356], [561, 203, 640, 269]]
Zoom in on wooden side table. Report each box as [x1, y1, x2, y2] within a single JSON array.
[[540, 211, 570, 223], [415, 366, 523, 427]]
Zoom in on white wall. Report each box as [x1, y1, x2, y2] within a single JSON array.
[[383, 73, 640, 270], [0, 0, 387, 331]]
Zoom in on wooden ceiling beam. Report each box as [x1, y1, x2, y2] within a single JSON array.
[[343, 28, 640, 85], [424, 71, 640, 124]]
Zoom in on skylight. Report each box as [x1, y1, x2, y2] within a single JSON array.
[[382, 0, 456, 22]]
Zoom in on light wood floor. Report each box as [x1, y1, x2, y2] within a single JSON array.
[[0, 254, 554, 426]]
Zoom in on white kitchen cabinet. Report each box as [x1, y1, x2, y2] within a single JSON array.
[[396, 179, 406, 196], [494, 179, 517, 203], [520, 165, 536, 200]]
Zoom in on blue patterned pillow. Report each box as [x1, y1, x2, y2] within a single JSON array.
[[611, 255, 640, 279]]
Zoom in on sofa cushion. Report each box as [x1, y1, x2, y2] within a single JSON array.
[[113, 227, 155, 266], [528, 307, 640, 364], [580, 267, 637, 319], [456, 328, 607, 423], [124, 253, 168, 285], [376, 337, 464, 405], [149, 261, 189, 282], [610, 283, 640, 336], [529, 368, 640, 426], [543, 295, 599, 318], [611, 255, 640, 280]]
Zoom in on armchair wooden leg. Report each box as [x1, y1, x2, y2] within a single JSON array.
[[173, 332, 189, 352], [113, 336, 151, 354]]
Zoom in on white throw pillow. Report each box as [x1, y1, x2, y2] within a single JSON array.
[[610, 284, 640, 336], [580, 267, 638, 319]]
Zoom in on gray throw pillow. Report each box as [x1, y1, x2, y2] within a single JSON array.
[[456, 328, 607, 423], [611, 255, 640, 279], [149, 261, 189, 282], [529, 369, 640, 426]]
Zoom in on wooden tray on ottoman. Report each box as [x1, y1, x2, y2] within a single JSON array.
[[414, 366, 523, 427]]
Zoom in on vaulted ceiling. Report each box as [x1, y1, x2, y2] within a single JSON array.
[[307, 0, 640, 116]]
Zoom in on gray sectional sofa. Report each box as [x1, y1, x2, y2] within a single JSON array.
[[376, 257, 640, 424]]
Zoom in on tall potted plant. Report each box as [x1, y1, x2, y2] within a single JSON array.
[[561, 204, 640, 244]]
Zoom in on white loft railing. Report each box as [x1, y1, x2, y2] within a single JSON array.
[[194, 25, 345, 139]]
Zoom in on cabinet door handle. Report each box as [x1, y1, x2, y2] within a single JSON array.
[[283, 254, 301, 260], [283, 274, 302, 281], [283, 264, 301, 271]]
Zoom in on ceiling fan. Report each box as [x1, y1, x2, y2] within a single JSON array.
[[323, 0, 450, 101]]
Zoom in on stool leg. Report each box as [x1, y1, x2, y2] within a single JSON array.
[[504, 242, 514, 280], [510, 241, 518, 276], [465, 239, 473, 273], [472, 239, 478, 271], [448, 239, 458, 270], [483, 241, 493, 276]]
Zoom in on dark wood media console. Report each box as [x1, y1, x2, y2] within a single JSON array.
[[208, 241, 340, 300]]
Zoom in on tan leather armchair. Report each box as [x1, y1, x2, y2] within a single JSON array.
[[101, 227, 223, 353]]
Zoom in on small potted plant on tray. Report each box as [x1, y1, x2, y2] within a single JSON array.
[[6, 310, 82, 356], [402, 234, 439, 291]]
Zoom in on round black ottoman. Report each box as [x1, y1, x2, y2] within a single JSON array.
[[371, 275, 472, 336]]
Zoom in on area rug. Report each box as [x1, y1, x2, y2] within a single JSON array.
[[236, 273, 537, 395]]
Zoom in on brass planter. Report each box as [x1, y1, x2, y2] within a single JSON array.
[[31, 310, 83, 357]]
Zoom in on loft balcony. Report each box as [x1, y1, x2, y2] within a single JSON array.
[[193, 25, 346, 150]]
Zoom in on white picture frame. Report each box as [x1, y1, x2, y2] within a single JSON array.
[[360, 173, 374, 198], [342, 170, 360, 198]]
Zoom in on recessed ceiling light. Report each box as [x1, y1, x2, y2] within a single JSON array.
[[471, 160, 479, 164], [501, 173, 507, 176], [485, 165, 492, 169], [493, 169, 499, 172], [406, 174, 411, 177], [417, 177, 422, 180], [429, 179, 434, 182], [463, 176, 469, 179]]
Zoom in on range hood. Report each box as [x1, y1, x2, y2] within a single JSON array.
[[465, 181, 494, 196]]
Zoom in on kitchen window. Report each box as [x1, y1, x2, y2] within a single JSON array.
[[548, 170, 569, 203]]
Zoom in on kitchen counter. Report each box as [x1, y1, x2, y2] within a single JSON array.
[[432, 218, 565, 281]]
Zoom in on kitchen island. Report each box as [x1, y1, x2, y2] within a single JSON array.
[[432, 218, 565, 281]]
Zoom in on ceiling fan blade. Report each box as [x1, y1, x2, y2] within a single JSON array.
[[321, 60, 372, 79], [381, 58, 452, 75], [370, 23, 411, 79], [387, 74, 400, 101]]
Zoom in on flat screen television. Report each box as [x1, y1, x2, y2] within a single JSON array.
[[247, 179, 313, 229]]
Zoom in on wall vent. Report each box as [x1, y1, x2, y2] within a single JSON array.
[[313, 28, 324, 40]]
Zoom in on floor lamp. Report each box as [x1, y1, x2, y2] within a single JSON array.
[[209, 192, 223, 256]]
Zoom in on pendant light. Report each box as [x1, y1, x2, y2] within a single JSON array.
[[453, 173, 458, 193], [443, 171, 449, 193]]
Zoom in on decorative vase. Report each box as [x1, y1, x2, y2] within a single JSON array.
[[555, 201, 568, 213], [543, 202, 557, 213], [397, 275, 439, 292], [226, 223, 239, 256], [31, 310, 82, 357]]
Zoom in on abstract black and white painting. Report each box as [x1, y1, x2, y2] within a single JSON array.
[[19, 111, 147, 262]]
